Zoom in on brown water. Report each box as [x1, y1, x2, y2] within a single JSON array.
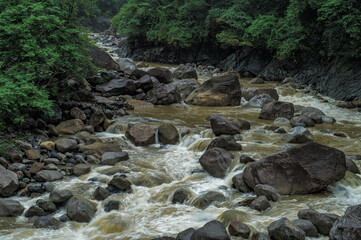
[[1, 64, 361, 240]]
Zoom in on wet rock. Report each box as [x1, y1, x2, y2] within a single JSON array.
[[35, 170, 63, 182], [70, 107, 86, 121], [249, 78, 264, 84], [334, 132, 347, 138], [40, 141, 55, 151], [301, 107, 325, 124], [0, 199, 24, 217], [190, 220, 230, 240], [274, 127, 286, 134], [104, 200, 119, 212], [172, 188, 188, 204], [138, 75, 160, 92], [56, 119, 84, 135], [298, 209, 336, 235], [254, 184, 279, 201], [59, 214, 70, 222], [250, 196, 271, 211], [93, 187, 111, 200], [90, 47, 119, 71], [207, 135, 242, 151], [185, 74, 241, 106], [292, 219, 318, 237], [239, 155, 255, 163], [50, 190, 73, 204], [3, 146, 22, 163], [101, 152, 129, 165], [291, 115, 315, 127], [89, 110, 106, 127], [232, 173, 250, 193], [54, 139, 78, 153], [247, 94, 275, 108], [210, 115, 240, 136], [232, 118, 251, 130], [282, 127, 314, 143], [193, 191, 226, 209], [25, 205, 45, 218], [33, 216, 61, 229], [108, 176, 132, 192], [73, 164, 91, 176], [158, 123, 180, 145], [43, 182, 55, 192], [173, 79, 199, 101], [148, 67, 173, 84], [273, 117, 290, 125], [199, 148, 233, 178], [0, 167, 19, 197], [147, 83, 180, 105], [251, 232, 271, 240], [80, 142, 122, 156], [242, 87, 279, 101], [125, 124, 156, 146], [173, 65, 198, 80], [36, 199, 57, 213], [259, 101, 294, 120], [228, 221, 251, 238], [244, 142, 346, 195], [66, 197, 96, 223], [268, 217, 305, 240], [96, 78, 137, 97], [176, 228, 196, 240], [330, 204, 361, 240], [346, 159, 360, 174]]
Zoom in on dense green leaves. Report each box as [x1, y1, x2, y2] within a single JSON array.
[[112, 0, 361, 59]]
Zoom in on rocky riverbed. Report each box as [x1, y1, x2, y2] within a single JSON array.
[[0, 33, 361, 240]]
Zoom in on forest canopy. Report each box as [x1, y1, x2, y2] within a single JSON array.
[[111, 0, 361, 60]]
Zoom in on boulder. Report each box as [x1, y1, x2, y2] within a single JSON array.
[[247, 94, 275, 108], [108, 176, 132, 192], [282, 127, 314, 143], [29, 162, 44, 174], [95, 78, 137, 97], [0, 199, 24, 217], [3, 146, 22, 163], [177, 228, 196, 240], [273, 117, 291, 125], [104, 200, 120, 212], [232, 118, 251, 130], [56, 119, 84, 135], [70, 107, 86, 121], [89, 111, 105, 127], [73, 164, 91, 176], [90, 47, 120, 71], [40, 141, 55, 151], [33, 216, 61, 229], [36, 199, 57, 213], [268, 218, 305, 240], [210, 115, 240, 136], [172, 189, 188, 204], [93, 187, 111, 201], [185, 74, 241, 106], [66, 197, 96, 223], [254, 184, 279, 202], [298, 209, 336, 236], [291, 115, 315, 127], [0, 167, 19, 197], [259, 101, 294, 120], [172, 79, 199, 101], [199, 148, 233, 178], [101, 152, 129, 165], [301, 107, 325, 124], [292, 219, 318, 237], [228, 221, 251, 238], [251, 232, 271, 240], [148, 67, 173, 84], [147, 83, 180, 105], [131, 69, 148, 79], [26, 149, 41, 160], [242, 87, 279, 101], [190, 220, 230, 240], [232, 173, 250, 193], [249, 78, 264, 84], [158, 123, 179, 145], [125, 124, 156, 146], [207, 135, 242, 151], [50, 190, 73, 204], [80, 142, 122, 156], [116, 58, 136, 71], [239, 155, 255, 163], [243, 142, 346, 195], [330, 204, 361, 240], [250, 196, 271, 211], [137, 75, 160, 92], [346, 159, 360, 174], [25, 206, 45, 218], [55, 139, 78, 153], [35, 170, 63, 182], [193, 191, 226, 209], [173, 65, 198, 80]]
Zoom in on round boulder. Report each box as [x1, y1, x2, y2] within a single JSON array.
[[125, 124, 156, 146]]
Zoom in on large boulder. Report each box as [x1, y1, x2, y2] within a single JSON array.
[[330, 204, 361, 240], [137, 75, 160, 92], [232, 173, 250, 193], [116, 58, 136, 71], [242, 87, 279, 101], [268, 218, 305, 240], [55, 139, 78, 153], [292, 219, 318, 237], [185, 74, 241, 106], [66, 197, 96, 223], [298, 209, 336, 236], [108, 176, 132, 192], [35, 170, 63, 182], [173, 65, 198, 80], [158, 123, 179, 145], [0, 167, 19, 197], [210, 115, 240, 136], [190, 220, 230, 240], [282, 127, 314, 143], [199, 148, 233, 178], [125, 124, 156, 146], [0, 199, 24, 217], [79, 142, 122, 156], [259, 101, 294, 120], [95, 78, 137, 97], [148, 67, 173, 84], [301, 107, 326, 124], [247, 94, 275, 108], [243, 142, 346, 195], [90, 47, 120, 71], [147, 83, 180, 105], [56, 119, 84, 135]]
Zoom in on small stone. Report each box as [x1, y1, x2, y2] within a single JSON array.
[[73, 164, 91, 176], [239, 155, 255, 163], [25, 205, 45, 218], [172, 189, 188, 204], [49, 190, 73, 204], [104, 200, 119, 212], [250, 196, 271, 211], [40, 141, 56, 151], [29, 162, 44, 174], [93, 187, 111, 201], [26, 149, 41, 160]]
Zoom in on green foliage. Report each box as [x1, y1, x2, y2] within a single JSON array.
[[0, 0, 96, 124], [112, 0, 361, 59]]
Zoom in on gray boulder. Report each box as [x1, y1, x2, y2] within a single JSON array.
[[330, 204, 361, 240], [50, 190, 73, 204], [158, 123, 179, 145], [0, 167, 19, 197], [210, 115, 240, 136], [95, 78, 137, 97], [282, 127, 314, 143], [0, 199, 24, 217], [298, 209, 338, 236], [35, 170, 63, 182], [55, 139, 78, 153], [259, 101, 294, 120], [199, 148, 233, 178], [148, 67, 173, 84], [268, 218, 305, 240], [190, 220, 230, 240], [101, 152, 129, 165], [248, 94, 275, 108], [242, 87, 279, 101], [67, 197, 96, 223]]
